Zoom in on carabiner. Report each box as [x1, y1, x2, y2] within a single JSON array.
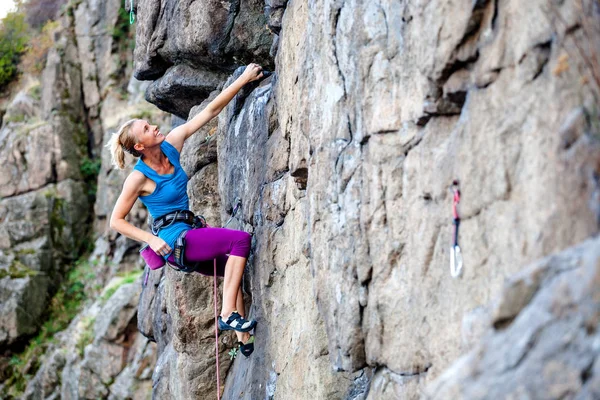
[[223, 198, 242, 228], [129, 0, 135, 24], [450, 245, 463, 277]]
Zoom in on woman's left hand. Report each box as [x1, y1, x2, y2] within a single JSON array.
[[241, 63, 264, 83]]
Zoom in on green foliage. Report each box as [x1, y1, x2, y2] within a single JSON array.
[[0, 259, 38, 279], [76, 316, 96, 357], [100, 270, 142, 302], [46, 191, 66, 245], [0, 11, 29, 89], [15, 248, 36, 256], [80, 155, 101, 197], [80, 156, 101, 180], [3, 113, 26, 123], [228, 346, 239, 360], [109, 6, 135, 83], [111, 7, 132, 42], [28, 83, 41, 100], [1, 257, 99, 398]]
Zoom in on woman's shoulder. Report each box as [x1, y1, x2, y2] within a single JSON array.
[[161, 138, 180, 153], [125, 170, 148, 188], [161, 138, 182, 164], [115, 170, 150, 199]]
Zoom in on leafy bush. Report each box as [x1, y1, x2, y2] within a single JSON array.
[[0, 11, 29, 88], [80, 156, 101, 179], [80, 155, 101, 200]]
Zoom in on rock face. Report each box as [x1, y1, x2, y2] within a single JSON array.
[[132, 0, 274, 118], [0, 180, 88, 346], [0, 0, 167, 397], [426, 236, 600, 399], [3, 0, 600, 398], [275, 2, 600, 397], [215, 69, 361, 399], [0, 12, 90, 348], [23, 280, 156, 400], [134, 0, 600, 398]]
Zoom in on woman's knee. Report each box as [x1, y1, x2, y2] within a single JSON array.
[[231, 231, 251, 258], [240, 231, 251, 245]]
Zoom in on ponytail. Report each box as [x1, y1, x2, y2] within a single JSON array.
[[106, 119, 140, 169]]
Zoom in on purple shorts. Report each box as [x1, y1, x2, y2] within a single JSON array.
[[167, 227, 252, 277]]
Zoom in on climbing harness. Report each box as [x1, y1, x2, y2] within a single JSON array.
[[142, 201, 241, 279], [150, 209, 206, 236], [153, 210, 207, 273], [450, 180, 463, 278], [141, 210, 207, 285], [140, 200, 250, 400]]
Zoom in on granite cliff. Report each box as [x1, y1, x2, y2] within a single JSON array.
[[1, 0, 599, 399]]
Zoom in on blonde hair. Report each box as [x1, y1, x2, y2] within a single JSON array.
[[106, 119, 141, 169]]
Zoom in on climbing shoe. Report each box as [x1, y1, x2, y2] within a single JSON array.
[[218, 311, 257, 332], [239, 335, 255, 358]]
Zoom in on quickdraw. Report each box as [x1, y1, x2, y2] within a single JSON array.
[[450, 180, 463, 278], [223, 197, 242, 228], [127, 0, 135, 24]]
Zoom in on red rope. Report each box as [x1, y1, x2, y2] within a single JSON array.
[[214, 258, 221, 400]]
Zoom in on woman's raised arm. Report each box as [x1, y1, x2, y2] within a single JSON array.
[[166, 63, 264, 152]]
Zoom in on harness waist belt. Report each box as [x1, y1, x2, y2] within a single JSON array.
[[150, 210, 206, 235]]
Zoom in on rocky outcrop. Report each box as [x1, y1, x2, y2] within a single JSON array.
[[276, 0, 600, 390], [0, 0, 166, 397], [73, 0, 133, 152], [216, 69, 363, 399], [3, 0, 599, 398], [0, 13, 90, 347], [132, 0, 274, 118], [134, 0, 600, 398], [23, 279, 156, 400], [426, 236, 600, 399], [0, 179, 88, 346]]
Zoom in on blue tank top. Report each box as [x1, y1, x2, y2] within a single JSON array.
[[134, 140, 190, 259]]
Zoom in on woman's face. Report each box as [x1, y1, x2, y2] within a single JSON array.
[[133, 120, 164, 151]]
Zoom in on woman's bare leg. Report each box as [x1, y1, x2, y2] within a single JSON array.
[[234, 286, 250, 343], [221, 255, 251, 342], [221, 255, 245, 316]]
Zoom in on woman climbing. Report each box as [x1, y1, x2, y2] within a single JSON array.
[[107, 63, 264, 357]]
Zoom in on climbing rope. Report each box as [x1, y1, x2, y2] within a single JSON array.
[[450, 180, 463, 278], [142, 198, 245, 398], [214, 198, 243, 400], [213, 258, 221, 400]]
